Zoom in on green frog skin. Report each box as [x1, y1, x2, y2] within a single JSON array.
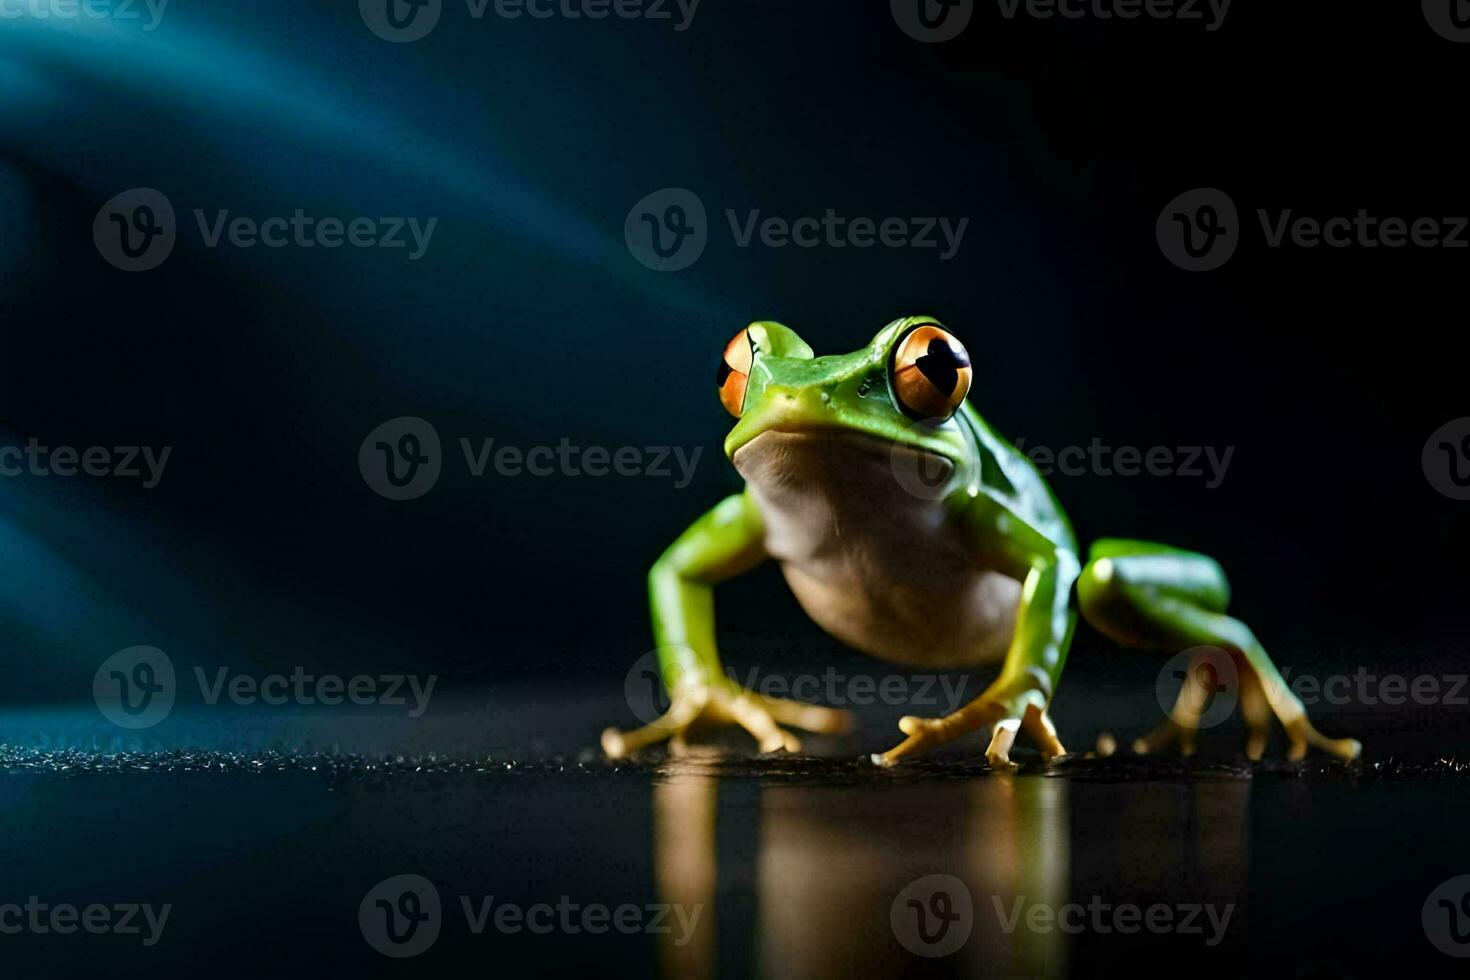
[[601, 316, 1361, 767]]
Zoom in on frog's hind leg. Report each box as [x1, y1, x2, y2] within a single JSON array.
[[1076, 538, 1361, 762]]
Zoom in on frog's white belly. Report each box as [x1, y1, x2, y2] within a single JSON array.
[[733, 430, 1020, 669]]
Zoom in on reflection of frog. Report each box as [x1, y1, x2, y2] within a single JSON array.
[[602, 317, 1360, 767]]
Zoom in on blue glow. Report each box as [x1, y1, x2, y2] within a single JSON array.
[[0, 9, 727, 321]]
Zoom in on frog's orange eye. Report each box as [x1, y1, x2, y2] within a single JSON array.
[[890, 324, 971, 421], [717, 328, 755, 417]]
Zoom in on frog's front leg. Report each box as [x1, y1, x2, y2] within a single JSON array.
[[872, 545, 1081, 769], [1077, 538, 1361, 761], [601, 493, 853, 759]]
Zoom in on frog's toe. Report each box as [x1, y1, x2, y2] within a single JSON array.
[[601, 688, 708, 759], [1128, 716, 1360, 763], [756, 695, 855, 735], [600, 727, 627, 759], [1130, 718, 1198, 757], [1283, 717, 1361, 762], [720, 693, 799, 754], [869, 720, 938, 767], [1020, 705, 1068, 761], [985, 719, 1020, 771], [1239, 663, 1360, 761], [745, 722, 800, 755], [868, 746, 922, 768], [1244, 729, 1269, 762], [897, 715, 926, 736], [601, 723, 673, 760], [869, 713, 973, 766], [601, 719, 678, 760]]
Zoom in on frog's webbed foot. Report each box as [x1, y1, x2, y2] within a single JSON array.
[[1131, 647, 1362, 763], [601, 683, 854, 759], [869, 695, 1063, 769]]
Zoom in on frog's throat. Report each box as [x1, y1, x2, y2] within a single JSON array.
[[730, 427, 957, 491], [725, 407, 964, 464]]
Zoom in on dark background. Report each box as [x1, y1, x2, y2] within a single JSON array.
[[4, 3, 1470, 979], [3, 2, 1466, 715], [4, 1, 1467, 742]]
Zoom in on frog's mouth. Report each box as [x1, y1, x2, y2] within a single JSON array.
[[731, 428, 956, 495]]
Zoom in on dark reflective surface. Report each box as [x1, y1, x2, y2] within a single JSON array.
[[3, 701, 1469, 977]]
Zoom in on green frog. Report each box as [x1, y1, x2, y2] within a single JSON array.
[[601, 317, 1361, 767]]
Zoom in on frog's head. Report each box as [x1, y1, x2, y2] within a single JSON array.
[[720, 316, 976, 491]]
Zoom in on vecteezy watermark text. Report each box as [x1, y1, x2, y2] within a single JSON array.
[[725, 209, 968, 261], [890, 874, 1234, 958], [193, 210, 436, 260], [194, 667, 436, 717], [994, 0, 1231, 30], [0, 0, 169, 30], [0, 897, 171, 947], [1158, 187, 1470, 271], [991, 894, 1234, 946], [891, 0, 1229, 43], [94, 188, 437, 272], [93, 646, 437, 730], [359, 416, 703, 500], [359, 875, 701, 958], [1152, 647, 1470, 733], [460, 895, 700, 944], [359, 0, 699, 43], [1012, 437, 1234, 488], [0, 438, 171, 489], [624, 188, 969, 271], [1278, 666, 1467, 709], [460, 437, 700, 487]]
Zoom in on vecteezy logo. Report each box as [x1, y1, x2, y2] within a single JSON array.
[[359, 417, 443, 500], [1424, 874, 1470, 957], [1156, 645, 1238, 729], [624, 188, 707, 271], [360, 874, 443, 958], [888, 418, 956, 501], [1423, 418, 1470, 501], [93, 188, 176, 272], [1424, 0, 1470, 42], [891, 874, 973, 957], [360, 0, 442, 41], [93, 646, 176, 729], [623, 649, 680, 726], [891, 0, 973, 42], [1156, 188, 1239, 272]]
